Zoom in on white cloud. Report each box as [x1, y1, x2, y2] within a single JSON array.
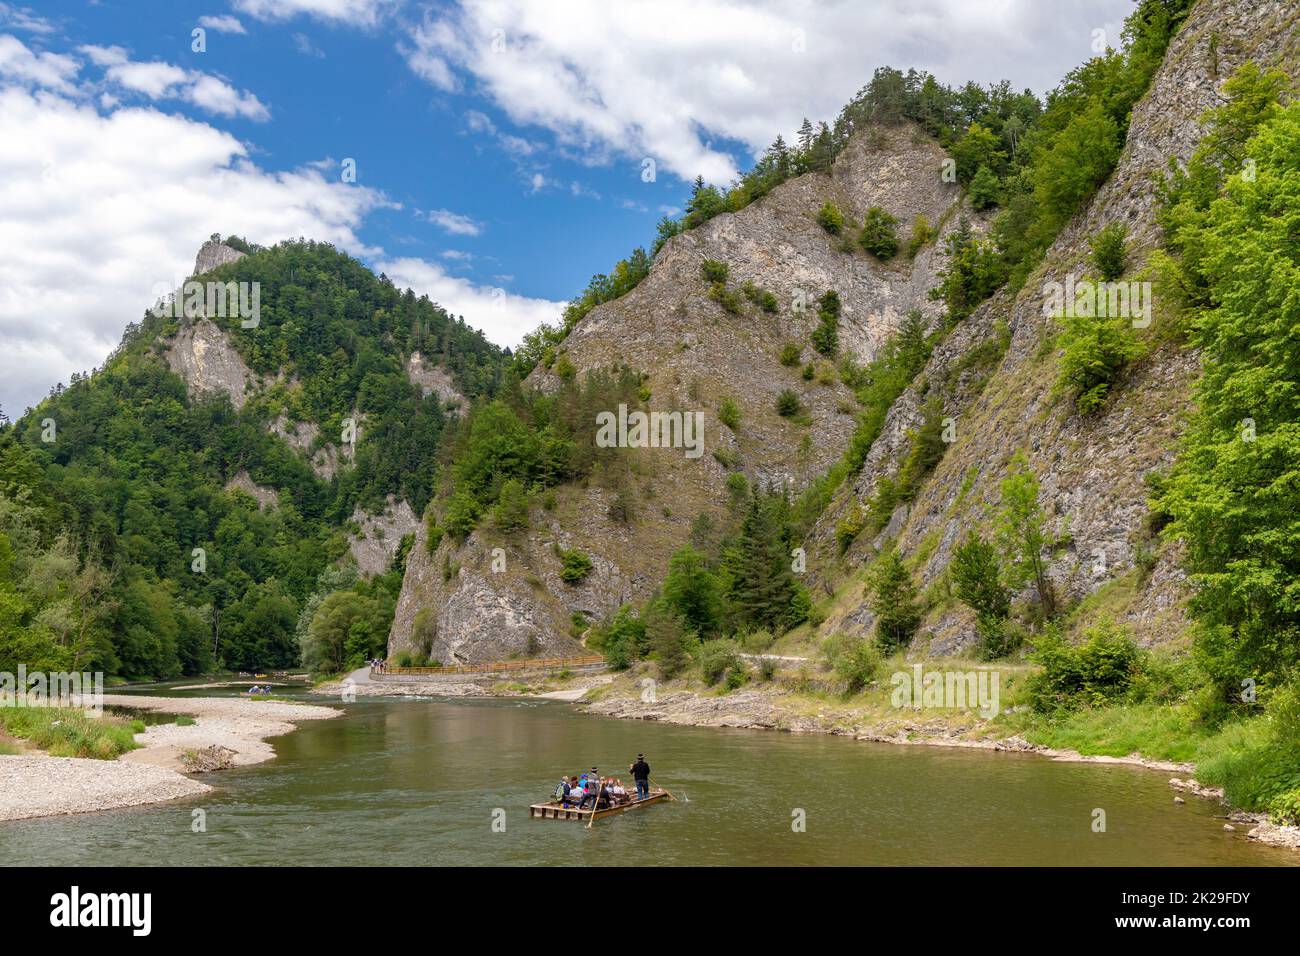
[[377, 256, 563, 349], [76, 43, 270, 120], [0, 85, 390, 414], [0, 4, 52, 34], [234, 0, 396, 27], [198, 15, 248, 35], [402, 0, 1132, 185], [0, 34, 79, 93], [421, 207, 482, 236]]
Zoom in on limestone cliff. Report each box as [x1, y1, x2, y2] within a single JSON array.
[[389, 124, 970, 662], [810, 0, 1299, 652]]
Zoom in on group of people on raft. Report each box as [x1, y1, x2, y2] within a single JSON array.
[[554, 755, 652, 810]]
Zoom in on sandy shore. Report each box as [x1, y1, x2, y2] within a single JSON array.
[[0, 695, 339, 822]]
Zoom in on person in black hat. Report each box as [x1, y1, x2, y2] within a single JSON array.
[[629, 754, 650, 800]]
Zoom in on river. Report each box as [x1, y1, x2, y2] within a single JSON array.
[[4, 692, 1295, 866]]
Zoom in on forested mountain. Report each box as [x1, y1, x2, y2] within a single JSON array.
[[0, 239, 507, 679]]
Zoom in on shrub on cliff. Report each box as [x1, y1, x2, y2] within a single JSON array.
[[859, 206, 899, 260]]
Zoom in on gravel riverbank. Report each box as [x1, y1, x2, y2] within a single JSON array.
[[0, 695, 339, 822]]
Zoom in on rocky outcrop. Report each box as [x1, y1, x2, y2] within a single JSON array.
[[406, 352, 466, 414], [810, 0, 1299, 653], [224, 470, 279, 510], [347, 497, 420, 576], [193, 240, 246, 276], [164, 318, 253, 410], [391, 124, 967, 661]]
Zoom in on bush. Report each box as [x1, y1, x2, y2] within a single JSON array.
[[816, 200, 845, 235], [718, 396, 741, 430], [724, 663, 750, 690], [1089, 223, 1128, 281], [779, 342, 802, 366], [1057, 308, 1143, 416], [822, 633, 881, 694], [801, 362, 815, 381], [968, 164, 1000, 210], [975, 614, 1024, 661], [556, 546, 594, 584], [741, 281, 779, 312], [775, 389, 802, 418], [698, 639, 742, 686], [859, 206, 899, 260], [1026, 620, 1141, 712], [708, 281, 743, 314], [757, 656, 778, 681], [700, 259, 729, 283], [906, 213, 933, 257]]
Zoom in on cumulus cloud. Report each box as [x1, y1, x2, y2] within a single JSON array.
[[0, 85, 390, 414], [0, 34, 79, 92], [79, 43, 270, 120], [377, 256, 563, 348], [198, 15, 248, 35], [401, 0, 1131, 185]]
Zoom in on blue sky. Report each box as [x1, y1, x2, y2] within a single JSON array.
[[0, 0, 1133, 414]]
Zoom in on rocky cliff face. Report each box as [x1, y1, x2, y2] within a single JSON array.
[[389, 124, 971, 662], [193, 239, 246, 275], [809, 0, 1300, 652]]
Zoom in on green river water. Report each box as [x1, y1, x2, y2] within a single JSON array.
[[4, 691, 1296, 866]]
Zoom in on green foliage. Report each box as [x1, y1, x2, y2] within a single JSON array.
[[929, 218, 1005, 321], [590, 605, 647, 671], [0, 706, 141, 760], [816, 201, 845, 235], [491, 478, 530, 532], [950, 122, 1007, 184], [865, 548, 921, 652], [775, 389, 801, 418], [906, 214, 934, 257], [707, 281, 744, 314], [700, 259, 730, 283], [698, 638, 742, 686], [1155, 99, 1300, 698], [810, 289, 841, 356], [994, 452, 1055, 617], [1026, 619, 1141, 712], [662, 545, 724, 637], [859, 207, 899, 260], [778, 342, 802, 367], [645, 603, 690, 678], [822, 632, 881, 694], [951, 532, 1010, 620], [556, 546, 594, 584], [740, 281, 779, 312], [1089, 223, 1128, 281], [717, 397, 741, 431], [1056, 304, 1143, 416], [968, 164, 1000, 210], [722, 490, 810, 635], [1, 239, 507, 678]]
